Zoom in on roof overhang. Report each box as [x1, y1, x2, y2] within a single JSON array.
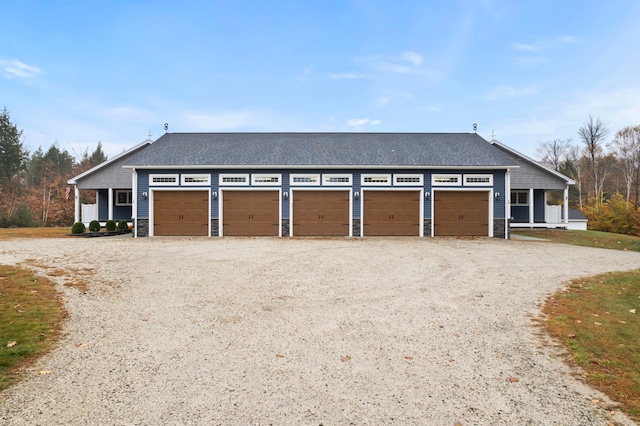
[[491, 140, 575, 185], [67, 140, 152, 185]]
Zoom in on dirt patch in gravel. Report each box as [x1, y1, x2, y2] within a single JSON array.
[[1, 236, 639, 425]]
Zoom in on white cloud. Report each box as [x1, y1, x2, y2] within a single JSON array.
[[485, 85, 538, 101], [2, 59, 41, 78], [329, 72, 373, 80], [376, 96, 390, 107], [512, 42, 539, 52], [558, 35, 577, 44], [401, 51, 423, 65], [347, 118, 380, 126], [517, 56, 548, 66], [428, 106, 442, 112], [181, 110, 265, 131], [102, 106, 149, 117], [347, 118, 370, 126], [485, 86, 640, 157], [355, 51, 426, 74]]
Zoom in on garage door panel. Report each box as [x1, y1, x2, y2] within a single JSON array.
[[362, 190, 420, 236], [222, 190, 280, 236], [292, 190, 350, 236], [433, 191, 489, 236], [154, 191, 209, 236]]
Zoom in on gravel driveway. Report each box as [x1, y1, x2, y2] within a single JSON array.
[[1, 236, 639, 425]]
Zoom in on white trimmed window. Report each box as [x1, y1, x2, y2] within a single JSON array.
[[323, 174, 352, 186], [394, 174, 423, 186], [511, 191, 528, 206], [181, 174, 211, 186], [361, 174, 391, 186], [115, 190, 132, 206], [464, 174, 493, 186], [431, 174, 462, 186], [290, 174, 320, 186], [219, 174, 249, 185], [252, 174, 282, 186], [149, 174, 179, 186]]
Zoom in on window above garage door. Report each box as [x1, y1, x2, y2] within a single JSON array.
[[252, 174, 282, 186], [181, 174, 211, 186], [220, 174, 249, 185], [394, 174, 423, 186], [150, 174, 179, 186]]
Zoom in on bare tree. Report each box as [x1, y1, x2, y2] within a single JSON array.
[[577, 115, 609, 206], [537, 138, 571, 171], [562, 144, 587, 209], [608, 125, 640, 207]]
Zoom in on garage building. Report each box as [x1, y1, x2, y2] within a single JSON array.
[[114, 132, 520, 238]]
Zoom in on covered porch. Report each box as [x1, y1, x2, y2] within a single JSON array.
[[509, 187, 570, 229], [67, 140, 151, 226]]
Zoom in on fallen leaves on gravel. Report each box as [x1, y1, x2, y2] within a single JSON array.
[[404, 355, 414, 360], [508, 377, 519, 383], [340, 355, 351, 362], [75, 342, 85, 348], [39, 370, 52, 375], [275, 353, 284, 358]]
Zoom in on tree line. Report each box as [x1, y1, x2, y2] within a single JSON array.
[[537, 115, 640, 235], [2, 107, 640, 235], [0, 107, 106, 227]]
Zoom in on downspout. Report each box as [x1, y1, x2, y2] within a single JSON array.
[[564, 185, 569, 227], [132, 168, 138, 238], [74, 186, 80, 223], [108, 188, 114, 221], [529, 188, 534, 226], [505, 169, 511, 239]]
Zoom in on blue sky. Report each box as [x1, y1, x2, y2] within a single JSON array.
[[2, 1, 640, 159]]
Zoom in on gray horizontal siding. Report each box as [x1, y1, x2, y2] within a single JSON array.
[[493, 144, 568, 190], [509, 158, 567, 189], [76, 154, 136, 189]]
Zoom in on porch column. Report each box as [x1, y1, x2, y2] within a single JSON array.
[[74, 187, 80, 222], [563, 186, 569, 225], [108, 188, 114, 220], [529, 188, 534, 225]]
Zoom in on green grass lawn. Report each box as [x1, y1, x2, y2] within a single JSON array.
[[543, 270, 640, 420], [521, 229, 640, 420], [512, 228, 640, 252], [0, 266, 65, 391]]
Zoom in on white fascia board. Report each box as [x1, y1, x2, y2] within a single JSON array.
[[491, 140, 575, 185], [123, 164, 519, 170]]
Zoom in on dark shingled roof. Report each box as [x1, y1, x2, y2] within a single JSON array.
[[124, 133, 519, 168]]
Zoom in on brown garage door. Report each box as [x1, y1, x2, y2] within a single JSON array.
[[433, 191, 489, 236], [292, 190, 350, 236], [362, 190, 421, 236], [222, 190, 280, 236], [154, 191, 209, 236]]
